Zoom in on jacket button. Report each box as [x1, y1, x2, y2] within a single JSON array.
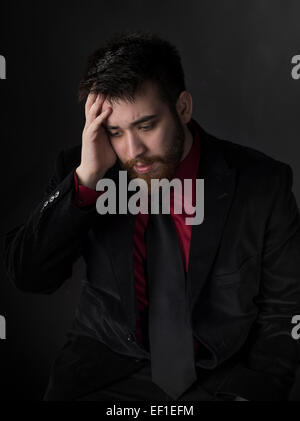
[[54, 191, 60, 198], [127, 333, 134, 342]]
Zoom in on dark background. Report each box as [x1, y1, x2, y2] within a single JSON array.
[[0, 0, 299, 400]]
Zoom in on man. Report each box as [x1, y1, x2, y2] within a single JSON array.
[[3, 31, 300, 401]]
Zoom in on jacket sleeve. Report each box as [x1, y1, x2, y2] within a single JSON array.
[[73, 170, 103, 208], [219, 162, 300, 401], [3, 149, 99, 294]]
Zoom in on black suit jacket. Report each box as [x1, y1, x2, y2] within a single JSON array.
[[3, 119, 300, 401]]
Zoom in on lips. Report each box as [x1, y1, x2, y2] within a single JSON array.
[[134, 163, 154, 174]]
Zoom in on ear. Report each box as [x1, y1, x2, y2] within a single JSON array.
[[176, 91, 193, 124]]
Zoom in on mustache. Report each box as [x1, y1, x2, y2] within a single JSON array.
[[124, 155, 168, 170]]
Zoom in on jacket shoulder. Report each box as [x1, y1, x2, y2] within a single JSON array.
[[208, 132, 292, 176], [201, 129, 294, 204]]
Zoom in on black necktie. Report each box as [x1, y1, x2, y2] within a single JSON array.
[[145, 196, 197, 400]]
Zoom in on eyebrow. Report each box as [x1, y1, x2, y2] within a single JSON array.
[[104, 114, 158, 130]]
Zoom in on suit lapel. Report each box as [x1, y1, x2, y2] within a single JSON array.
[[108, 212, 137, 332], [103, 163, 138, 333], [186, 125, 237, 313]]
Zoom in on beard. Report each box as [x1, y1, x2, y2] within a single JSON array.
[[118, 112, 185, 195]]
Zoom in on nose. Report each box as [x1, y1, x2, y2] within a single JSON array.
[[126, 131, 147, 161]]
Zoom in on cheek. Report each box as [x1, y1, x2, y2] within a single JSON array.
[[110, 139, 123, 156], [145, 128, 166, 153]]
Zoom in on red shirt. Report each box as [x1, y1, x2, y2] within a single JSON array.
[[73, 119, 201, 354]]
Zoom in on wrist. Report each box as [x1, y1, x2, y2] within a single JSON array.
[[75, 165, 107, 190]]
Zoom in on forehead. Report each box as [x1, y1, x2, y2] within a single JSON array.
[[102, 81, 168, 127]]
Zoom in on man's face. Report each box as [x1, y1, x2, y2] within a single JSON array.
[[102, 81, 186, 192]]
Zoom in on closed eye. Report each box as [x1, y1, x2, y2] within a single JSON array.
[[108, 131, 121, 137], [139, 124, 154, 131], [108, 123, 155, 137]]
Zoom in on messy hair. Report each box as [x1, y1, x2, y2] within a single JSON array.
[[78, 30, 186, 110]]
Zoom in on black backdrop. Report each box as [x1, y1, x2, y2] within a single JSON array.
[[0, 0, 299, 400]]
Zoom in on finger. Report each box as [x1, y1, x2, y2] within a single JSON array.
[[86, 93, 107, 126], [85, 92, 98, 119], [90, 107, 112, 132]]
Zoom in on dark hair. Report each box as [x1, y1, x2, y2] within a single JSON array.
[[78, 31, 186, 110]]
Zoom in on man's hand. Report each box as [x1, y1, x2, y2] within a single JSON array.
[[76, 92, 116, 189]]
